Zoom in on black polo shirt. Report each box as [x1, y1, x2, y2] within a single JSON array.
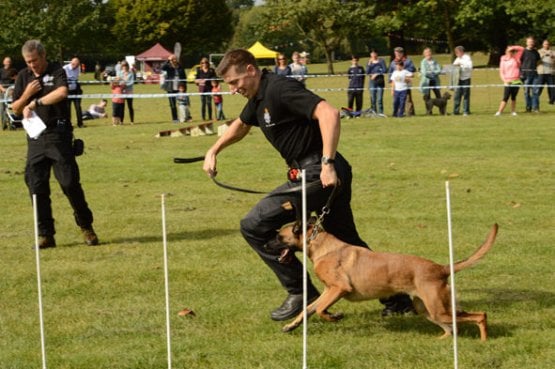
[[240, 70, 324, 164], [13, 62, 70, 127]]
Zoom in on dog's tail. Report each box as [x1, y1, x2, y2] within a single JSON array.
[[446, 224, 498, 275]]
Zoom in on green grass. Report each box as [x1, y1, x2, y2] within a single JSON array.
[[0, 61, 554, 368]]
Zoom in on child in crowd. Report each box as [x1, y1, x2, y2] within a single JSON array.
[[110, 78, 125, 125], [176, 82, 192, 123], [390, 61, 413, 117], [82, 99, 108, 120], [347, 55, 365, 114], [211, 79, 226, 120]]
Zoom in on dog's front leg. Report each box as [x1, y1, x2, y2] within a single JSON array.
[[282, 298, 320, 333], [282, 287, 346, 333]]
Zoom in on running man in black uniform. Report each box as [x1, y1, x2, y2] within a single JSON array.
[[203, 49, 413, 320]]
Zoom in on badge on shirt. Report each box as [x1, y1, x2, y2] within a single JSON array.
[[42, 75, 54, 86], [263, 108, 274, 127]]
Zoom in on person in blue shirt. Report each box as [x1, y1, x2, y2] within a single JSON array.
[[366, 49, 387, 115]]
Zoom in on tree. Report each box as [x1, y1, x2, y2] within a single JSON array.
[[0, 0, 110, 62], [262, 0, 376, 74], [111, 0, 233, 59]]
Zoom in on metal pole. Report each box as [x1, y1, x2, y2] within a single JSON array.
[[161, 194, 172, 369], [445, 182, 459, 369], [33, 194, 48, 369]]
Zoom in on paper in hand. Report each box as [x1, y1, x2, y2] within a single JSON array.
[[22, 111, 47, 139]]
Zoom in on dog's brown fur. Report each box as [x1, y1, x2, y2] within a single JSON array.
[[274, 223, 498, 340], [424, 91, 451, 115]]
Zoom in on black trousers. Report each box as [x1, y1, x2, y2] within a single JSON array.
[[122, 97, 134, 123], [240, 153, 367, 295], [25, 125, 94, 236], [68, 89, 83, 127], [347, 90, 363, 112]]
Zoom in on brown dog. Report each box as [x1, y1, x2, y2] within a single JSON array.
[[424, 91, 452, 115], [267, 223, 498, 340]]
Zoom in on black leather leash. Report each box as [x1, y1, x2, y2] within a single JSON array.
[[173, 156, 324, 196]]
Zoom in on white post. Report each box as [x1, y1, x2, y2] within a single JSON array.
[[301, 170, 308, 369], [445, 182, 459, 369], [32, 194, 48, 369], [161, 194, 172, 369]]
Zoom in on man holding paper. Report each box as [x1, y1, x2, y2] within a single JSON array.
[[11, 40, 99, 249]]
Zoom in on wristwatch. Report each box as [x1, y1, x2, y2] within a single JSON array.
[[321, 156, 335, 165]]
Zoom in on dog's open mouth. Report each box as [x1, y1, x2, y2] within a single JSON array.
[[278, 248, 293, 264]]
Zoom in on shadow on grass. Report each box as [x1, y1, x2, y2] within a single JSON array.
[[305, 289, 550, 340], [109, 228, 238, 245], [463, 287, 555, 309], [59, 228, 238, 248]]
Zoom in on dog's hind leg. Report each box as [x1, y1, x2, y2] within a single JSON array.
[[455, 311, 488, 341]]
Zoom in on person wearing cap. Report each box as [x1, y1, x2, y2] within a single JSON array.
[[388, 47, 416, 116], [452, 45, 473, 115]]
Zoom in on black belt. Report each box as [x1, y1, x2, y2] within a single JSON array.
[[288, 153, 321, 169]]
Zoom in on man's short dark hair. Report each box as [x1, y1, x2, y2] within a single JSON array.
[[22, 39, 46, 57], [216, 49, 258, 76]]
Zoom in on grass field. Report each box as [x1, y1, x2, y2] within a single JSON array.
[[0, 59, 554, 368]]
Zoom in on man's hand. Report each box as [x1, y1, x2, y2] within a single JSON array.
[[320, 164, 338, 188], [25, 79, 42, 97], [203, 149, 218, 178]]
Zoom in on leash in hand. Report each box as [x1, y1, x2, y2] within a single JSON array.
[[172, 155, 324, 196]]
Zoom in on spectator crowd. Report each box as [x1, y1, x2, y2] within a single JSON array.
[[2, 38, 554, 129]]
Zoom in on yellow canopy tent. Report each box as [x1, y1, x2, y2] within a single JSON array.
[[247, 41, 278, 59]]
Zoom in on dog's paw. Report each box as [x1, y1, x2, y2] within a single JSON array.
[[282, 323, 300, 333], [329, 312, 344, 321], [321, 310, 344, 322]]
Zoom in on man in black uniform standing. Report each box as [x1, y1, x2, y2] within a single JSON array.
[[12, 40, 98, 249], [203, 49, 413, 321]]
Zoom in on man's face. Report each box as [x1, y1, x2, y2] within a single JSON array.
[[526, 38, 535, 49], [222, 65, 258, 99], [70, 57, 80, 69], [23, 49, 47, 76]]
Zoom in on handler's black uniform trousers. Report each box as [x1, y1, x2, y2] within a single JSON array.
[[240, 152, 366, 295], [25, 121, 93, 236]]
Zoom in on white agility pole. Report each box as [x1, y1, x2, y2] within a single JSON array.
[[32, 194, 48, 369], [445, 182, 459, 369], [301, 170, 308, 369], [161, 194, 172, 369]]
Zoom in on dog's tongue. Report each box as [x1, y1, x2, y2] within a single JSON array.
[[278, 248, 293, 264]]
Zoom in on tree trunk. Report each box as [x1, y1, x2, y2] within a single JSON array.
[[324, 46, 335, 75]]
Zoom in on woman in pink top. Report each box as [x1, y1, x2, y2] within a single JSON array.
[[495, 45, 524, 116]]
